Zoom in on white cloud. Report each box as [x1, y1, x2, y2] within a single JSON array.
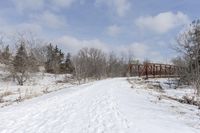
[[13, 0, 76, 13], [106, 25, 121, 36], [55, 35, 109, 53], [114, 0, 130, 17], [116, 42, 165, 62], [16, 23, 43, 34], [129, 43, 149, 58], [51, 0, 76, 8], [56, 36, 148, 57], [12, 0, 44, 12], [0, 14, 42, 36], [55, 35, 164, 62], [135, 11, 190, 34], [34, 11, 67, 29], [117, 42, 149, 60], [96, 0, 130, 17]]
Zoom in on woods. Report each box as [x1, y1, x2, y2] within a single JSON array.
[[0, 34, 75, 85], [0, 34, 129, 86], [1, 20, 200, 98]]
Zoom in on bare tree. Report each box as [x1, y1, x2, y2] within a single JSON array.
[[176, 20, 200, 96], [72, 55, 84, 84], [106, 52, 128, 77], [72, 47, 107, 82], [0, 35, 3, 55], [88, 48, 107, 79], [171, 56, 190, 86]]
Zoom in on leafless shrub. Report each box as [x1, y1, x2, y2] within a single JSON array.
[[0, 95, 3, 103], [72, 47, 107, 83], [42, 87, 49, 94], [24, 88, 33, 100], [16, 88, 22, 102], [106, 52, 127, 77], [147, 83, 164, 92], [174, 20, 200, 96], [160, 94, 200, 108]]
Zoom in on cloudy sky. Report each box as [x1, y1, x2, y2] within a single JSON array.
[[0, 0, 199, 62]]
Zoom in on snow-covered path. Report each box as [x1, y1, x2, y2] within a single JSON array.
[[0, 78, 199, 133]]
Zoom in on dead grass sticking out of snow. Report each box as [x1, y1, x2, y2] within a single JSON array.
[[127, 77, 164, 92]]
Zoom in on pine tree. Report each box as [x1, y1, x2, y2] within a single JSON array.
[[13, 43, 29, 85], [45, 44, 65, 74], [45, 43, 54, 73], [59, 50, 64, 63], [1, 45, 11, 65], [65, 53, 74, 73]]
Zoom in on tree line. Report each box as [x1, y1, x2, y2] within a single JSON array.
[[0, 35, 74, 85], [0, 34, 130, 85]]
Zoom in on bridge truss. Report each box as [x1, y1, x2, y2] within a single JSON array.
[[128, 63, 183, 79]]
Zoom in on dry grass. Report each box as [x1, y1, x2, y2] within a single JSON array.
[[159, 95, 200, 108], [0, 90, 13, 99]]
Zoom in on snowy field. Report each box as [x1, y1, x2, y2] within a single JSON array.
[[0, 78, 199, 133], [0, 71, 75, 107], [146, 78, 198, 100]]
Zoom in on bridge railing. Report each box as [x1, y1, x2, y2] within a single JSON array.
[[128, 63, 184, 79]]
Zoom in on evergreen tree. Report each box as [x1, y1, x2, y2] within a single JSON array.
[[45, 44, 65, 74], [53, 45, 63, 74], [13, 43, 29, 85], [1, 45, 11, 65], [65, 53, 74, 73], [45, 43, 54, 73], [59, 49, 64, 63]]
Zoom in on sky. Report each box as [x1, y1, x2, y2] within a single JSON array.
[[0, 0, 199, 63]]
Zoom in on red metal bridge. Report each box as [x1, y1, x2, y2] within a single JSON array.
[[128, 63, 184, 79]]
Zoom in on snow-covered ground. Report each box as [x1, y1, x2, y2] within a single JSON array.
[[0, 78, 199, 133], [0, 72, 75, 107], [147, 78, 198, 99]]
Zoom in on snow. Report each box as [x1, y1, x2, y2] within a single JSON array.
[[0, 72, 74, 107], [0, 78, 199, 133], [147, 78, 198, 100]]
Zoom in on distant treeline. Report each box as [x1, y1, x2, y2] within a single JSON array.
[[0, 34, 131, 85]]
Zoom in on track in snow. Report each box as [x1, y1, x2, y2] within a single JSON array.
[[0, 79, 129, 133], [0, 78, 199, 133]]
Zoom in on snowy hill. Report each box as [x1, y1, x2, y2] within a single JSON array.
[[0, 78, 199, 133], [0, 67, 75, 107]]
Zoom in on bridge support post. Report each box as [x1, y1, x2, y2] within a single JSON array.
[[138, 65, 140, 77], [145, 64, 148, 79], [159, 64, 162, 78], [153, 64, 155, 78]]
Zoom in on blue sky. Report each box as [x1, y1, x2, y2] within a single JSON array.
[[0, 0, 199, 62]]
